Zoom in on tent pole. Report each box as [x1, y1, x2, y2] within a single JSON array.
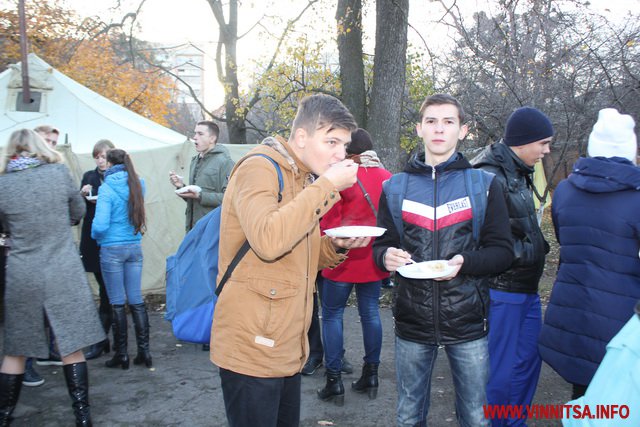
[[18, 0, 31, 105]]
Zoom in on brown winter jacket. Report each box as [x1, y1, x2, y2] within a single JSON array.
[[210, 140, 346, 378]]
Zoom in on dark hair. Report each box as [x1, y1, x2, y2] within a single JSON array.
[[106, 149, 146, 235], [418, 93, 466, 124], [291, 94, 357, 135], [196, 121, 220, 140], [347, 128, 374, 155], [92, 139, 115, 158]]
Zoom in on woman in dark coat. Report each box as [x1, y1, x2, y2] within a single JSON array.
[[80, 139, 115, 359], [539, 108, 640, 399], [0, 129, 105, 426]]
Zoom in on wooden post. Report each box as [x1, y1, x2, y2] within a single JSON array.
[[18, 0, 31, 105]]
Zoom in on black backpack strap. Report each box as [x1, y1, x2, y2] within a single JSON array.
[[383, 172, 409, 246], [215, 240, 250, 296], [357, 178, 377, 219], [464, 168, 492, 247]]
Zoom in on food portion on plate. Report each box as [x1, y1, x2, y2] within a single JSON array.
[[323, 226, 387, 238], [396, 260, 456, 279], [175, 185, 202, 195]]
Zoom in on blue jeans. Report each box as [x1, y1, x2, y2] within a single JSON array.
[[487, 290, 542, 427], [308, 276, 324, 360], [321, 279, 382, 372], [395, 335, 490, 427], [100, 244, 143, 305]]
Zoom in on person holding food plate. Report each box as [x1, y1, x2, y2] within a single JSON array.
[[373, 94, 514, 427], [317, 128, 392, 405], [169, 120, 235, 232], [211, 94, 370, 426], [80, 139, 116, 361], [169, 121, 235, 352]]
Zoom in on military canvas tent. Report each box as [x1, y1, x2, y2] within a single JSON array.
[[0, 54, 255, 294]]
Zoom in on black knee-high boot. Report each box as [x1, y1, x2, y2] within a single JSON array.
[[84, 274, 112, 360], [130, 303, 152, 368], [96, 271, 112, 353], [98, 309, 112, 354], [83, 309, 111, 360], [63, 362, 92, 427], [0, 373, 23, 426], [105, 305, 129, 369]]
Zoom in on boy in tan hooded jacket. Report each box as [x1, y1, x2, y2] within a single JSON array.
[[211, 94, 370, 426]]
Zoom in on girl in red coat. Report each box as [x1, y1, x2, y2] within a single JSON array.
[[317, 128, 392, 405]]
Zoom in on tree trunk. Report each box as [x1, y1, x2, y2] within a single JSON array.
[[368, 0, 409, 172], [336, 0, 366, 127], [209, 0, 246, 144]]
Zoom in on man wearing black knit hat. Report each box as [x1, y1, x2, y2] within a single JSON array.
[[472, 107, 553, 427]]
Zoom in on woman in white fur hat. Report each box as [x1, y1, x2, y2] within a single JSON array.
[[539, 108, 640, 398]]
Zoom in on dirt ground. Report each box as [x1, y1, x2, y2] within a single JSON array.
[[3, 305, 570, 427], [1, 210, 569, 426]]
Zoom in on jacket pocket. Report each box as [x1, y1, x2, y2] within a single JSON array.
[[246, 277, 300, 340]]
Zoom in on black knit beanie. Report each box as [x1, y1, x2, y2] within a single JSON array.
[[347, 128, 374, 155], [504, 107, 554, 147]]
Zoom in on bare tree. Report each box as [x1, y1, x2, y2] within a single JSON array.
[[206, 0, 244, 144], [205, 0, 319, 144], [434, 0, 640, 185]]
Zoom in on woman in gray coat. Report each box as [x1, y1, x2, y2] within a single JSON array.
[[0, 129, 105, 426]]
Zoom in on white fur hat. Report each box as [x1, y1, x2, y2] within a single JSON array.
[[588, 108, 638, 164]]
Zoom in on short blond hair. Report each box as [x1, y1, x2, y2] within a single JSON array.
[[1, 129, 63, 174], [34, 125, 59, 136]]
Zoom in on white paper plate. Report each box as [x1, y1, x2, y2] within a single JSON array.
[[85, 195, 98, 201], [397, 260, 456, 279], [175, 185, 202, 194], [324, 226, 386, 238]]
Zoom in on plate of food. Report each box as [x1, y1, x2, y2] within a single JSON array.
[[175, 185, 202, 194], [323, 226, 386, 238], [397, 260, 456, 279], [85, 195, 98, 201]]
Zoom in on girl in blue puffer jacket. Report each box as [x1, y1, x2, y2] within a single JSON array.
[[92, 148, 152, 370]]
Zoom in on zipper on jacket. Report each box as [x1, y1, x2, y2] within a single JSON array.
[[475, 285, 488, 332], [302, 231, 311, 371], [431, 166, 441, 345]]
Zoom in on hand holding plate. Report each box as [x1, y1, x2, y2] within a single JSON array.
[[331, 236, 372, 251], [432, 254, 464, 281]]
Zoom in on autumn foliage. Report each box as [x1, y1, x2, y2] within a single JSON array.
[[0, 0, 174, 126]]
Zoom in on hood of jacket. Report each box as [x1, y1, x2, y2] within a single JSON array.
[[569, 156, 640, 193], [104, 170, 130, 202], [198, 143, 231, 160]]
